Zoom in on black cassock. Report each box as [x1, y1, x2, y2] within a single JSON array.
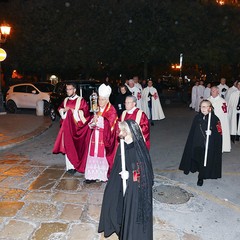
[[179, 111, 222, 179], [98, 142, 154, 240]]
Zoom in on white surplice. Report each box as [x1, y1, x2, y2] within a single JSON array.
[[141, 86, 165, 120], [208, 95, 231, 152]]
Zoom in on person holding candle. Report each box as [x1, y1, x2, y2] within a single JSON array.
[[98, 120, 154, 240], [179, 100, 222, 186]]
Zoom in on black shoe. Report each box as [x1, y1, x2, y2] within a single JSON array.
[[67, 169, 77, 175], [197, 179, 203, 186], [84, 179, 96, 184], [231, 135, 236, 143], [151, 122, 154, 126]]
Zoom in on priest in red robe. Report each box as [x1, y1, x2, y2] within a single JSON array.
[[84, 84, 118, 183], [53, 83, 91, 174], [121, 95, 150, 150]]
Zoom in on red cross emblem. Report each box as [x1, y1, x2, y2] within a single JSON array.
[[137, 92, 141, 100], [133, 169, 141, 182], [222, 103, 227, 113], [216, 121, 222, 135]]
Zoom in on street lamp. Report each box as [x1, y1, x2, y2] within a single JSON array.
[[0, 22, 11, 113]]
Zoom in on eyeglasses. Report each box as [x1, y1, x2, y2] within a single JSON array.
[[125, 102, 133, 104], [66, 88, 74, 91]]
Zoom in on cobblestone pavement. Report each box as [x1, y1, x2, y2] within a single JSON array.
[[0, 153, 200, 240]]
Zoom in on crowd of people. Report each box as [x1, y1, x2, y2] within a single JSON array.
[[51, 75, 240, 239], [189, 77, 240, 147], [113, 76, 165, 125], [52, 76, 165, 240], [180, 77, 240, 187]]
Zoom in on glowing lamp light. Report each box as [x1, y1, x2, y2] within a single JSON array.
[[0, 24, 11, 36], [171, 64, 181, 69], [216, 0, 225, 5]]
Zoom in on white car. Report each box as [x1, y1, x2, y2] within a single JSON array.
[[6, 82, 54, 115]]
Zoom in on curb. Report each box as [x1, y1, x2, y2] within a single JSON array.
[[0, 117, 52, 151]]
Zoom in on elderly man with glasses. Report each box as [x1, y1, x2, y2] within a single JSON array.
[[84, 84, 118, 183], [120, 95, 150, 150]]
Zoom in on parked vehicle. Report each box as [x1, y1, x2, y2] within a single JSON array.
[[6, 82, 54, 115], [49, 80, 101, 121]]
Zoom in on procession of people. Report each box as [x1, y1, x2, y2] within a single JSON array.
[[180, 77, 240, 187], [52, 74, 239, 239]]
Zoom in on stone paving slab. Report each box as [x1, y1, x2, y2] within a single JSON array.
[[0, 153, 200, 240]]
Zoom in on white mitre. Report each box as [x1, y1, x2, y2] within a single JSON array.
[[98, 83, 112, 98]]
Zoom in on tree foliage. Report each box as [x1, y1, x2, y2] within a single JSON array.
[[0, 0, 240, 79]]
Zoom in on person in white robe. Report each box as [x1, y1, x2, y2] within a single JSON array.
[[217, 78, 229, 99], [228, 80, 240, 143], [127, 79, 142, 109], [208, 86, 231, 152], [203, 83, 211, 99], [141, 79, 165, 126], [133, 76, 143, 92], [195, 80, 205, 112], [189, 81, 199, 110], [225, 80, 238, 104]]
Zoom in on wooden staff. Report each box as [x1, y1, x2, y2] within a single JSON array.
[[204, 111, 211, 167]]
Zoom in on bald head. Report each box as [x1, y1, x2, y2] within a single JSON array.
[[211, 86, 219, 98]]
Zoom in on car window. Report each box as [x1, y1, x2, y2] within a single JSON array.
[[79, 84, 100, 102], [55, 83, 66, 94], [13, 85, 27, 93], [52, 81, 100, 99], [33, 83, 54, 92], [26, 85, 38, 94]]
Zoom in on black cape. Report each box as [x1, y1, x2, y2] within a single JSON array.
[[98, 143, 153, 240], [179, 111, 222, 179]]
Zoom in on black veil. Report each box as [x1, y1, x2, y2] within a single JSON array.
[[125, 119, 154, 229]]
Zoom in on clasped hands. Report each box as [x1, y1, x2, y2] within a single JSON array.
[[89, 114, 101, 129], [64, 107, 73, 113]]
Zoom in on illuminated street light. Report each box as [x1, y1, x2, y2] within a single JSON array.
[[217, 0, 225, 5], [171, 64, 181, 69], [0, 22, 11, 113]]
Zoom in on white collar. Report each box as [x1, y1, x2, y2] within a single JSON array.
[[68, 94, 78, 100], [127, 107, 137, 114]]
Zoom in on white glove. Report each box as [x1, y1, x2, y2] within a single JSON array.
[[205, 130, 212, 136], [119, 170, 129, 180], [59, 109, 67, 119]]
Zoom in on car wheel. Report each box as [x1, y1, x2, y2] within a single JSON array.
[[43, 101, 50, 116], [6, 100, 17, 113], [50, 107, 56, 121]]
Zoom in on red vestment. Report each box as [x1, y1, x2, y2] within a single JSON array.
[[121, 108, 150, 150], [87, 103, 118, 175], [99, 103, 119, 173], [52, 97, 91, 173]]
